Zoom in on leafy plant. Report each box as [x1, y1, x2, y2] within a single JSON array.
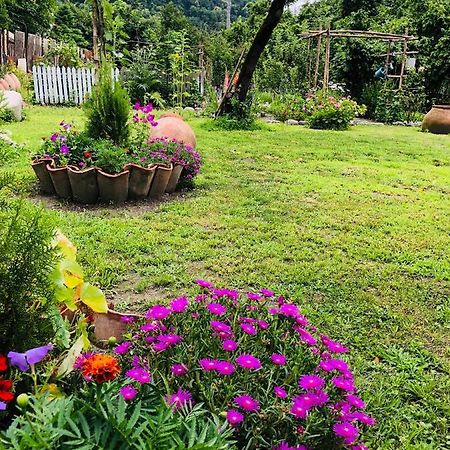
[[84, 62, 131, 146], [1, 382, 234, 449], [94, 142, 129, 175]]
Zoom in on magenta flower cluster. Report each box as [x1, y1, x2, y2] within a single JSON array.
[[114, 281, 375, 449], [132, 102, 158, 127]]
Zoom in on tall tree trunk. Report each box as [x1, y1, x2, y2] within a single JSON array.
[[236, 0, 287, 102]]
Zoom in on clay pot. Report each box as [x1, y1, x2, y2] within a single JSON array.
[[166, 163, 183, 193], [125, 163, 156, 200], [148, 163, 173, 199], [8, 73, 21, 91], [68, 166, 99, 204], [150, 113, 197, 148], [92, 310, 143, 341], [31, 157, 55, 195], [0, 79, 8, 91], [97, 169, 130, 204], [47, 165, 72, 199], [422, 105, 450, 135], [3, 74, 16, 90]]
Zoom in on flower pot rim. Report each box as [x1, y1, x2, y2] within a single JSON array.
[[47, 164, 68, 172], [68, 165, 96, 174], [155, 162, 173, 170], [31, 156, 53, 165], [97, 168, 130, 178], [124, 162, 157, 170], [432, 104, 450, 110]]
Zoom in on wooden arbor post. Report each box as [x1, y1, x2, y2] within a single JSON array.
[[322, 27, 331, 92]]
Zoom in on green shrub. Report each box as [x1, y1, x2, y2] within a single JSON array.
[[1, 383, 233, 449], [268, 95, 306, 122], [94, 141, 129, 174], [84, 62, 131, 146], [213, 96, 261, 131], [305, 92, 366, 130], [0, 195, 57, 353]]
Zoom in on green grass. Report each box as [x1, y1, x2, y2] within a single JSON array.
[[2, 106, 450, 449]]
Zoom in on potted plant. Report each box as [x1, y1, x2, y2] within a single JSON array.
[[95, 142, 130, 204], [31, 155, 55, 195], [147, 151, 173, 199], [125, 159, 157, 200], [47, 144, 72, 199]]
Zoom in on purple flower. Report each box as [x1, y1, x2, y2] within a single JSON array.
[[319, 358, 349, 373], [346, 394, 366, 409], [120, 385, 138, 401], [115, 342, 132, 355], [50, 133, 58, 142], [247, 292, 262, 301], [273, 442, 308, 450], [207, 303, 227, 315], [165, 388, 193, 410], [260, 288, 274, 297], [146, 305, 171, 321], [226, 409, 244, 425], [240, 323, 257, 335], [0, 401, 6, 411], [348, 411, 376, 426], [236, 354, 261, 370], [8, 344, 53, 371], [271, 353, 287, 366], [60, 145, 69, 154], [141, 322, 159, 333], [299, 374, 325, 391], [153, 341, 170, 352], [234, 394, 260, 411], [351, 445, 369, 450], [199, 359, 217, 372], [332, 376, 356, 392], [294, 327, 317, 346], [333, 422, 359, 444], [171, 363, 188, 376], [274, 386, 288, 399], [142, 104, 153, 113], [195, 279, 213, 289], [157, 334, 182, 345], [290, 400, 310, 419], [210, 320, 232, 335], [133, 101, 141, 110], [321, 335, 349, 353], [279, 303, 300, 318], [125, 368, 151, 384], [222, 339, 238, 352], [170, 297, 189, 313], [216, 360, 235, 375], [258, 320, 269, 330], [120, 315, 135, 323]]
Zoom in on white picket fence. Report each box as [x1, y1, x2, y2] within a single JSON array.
[[32, 66, 120, 105]]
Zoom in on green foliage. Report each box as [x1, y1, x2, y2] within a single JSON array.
[[41, 42, 87, 68], [0, 194, 56, 353], [94, 141, 129, 174], [0, 139, 16, 165], [84, 63, 131, 146], [305, 91, 366, 130], [214, 96, 261, 130], [0, 384, 233, 449], [268, 94, 306, 122]]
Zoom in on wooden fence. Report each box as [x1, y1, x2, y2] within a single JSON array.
[[0, 29, 92, 72], [33, 66, 120, 105]]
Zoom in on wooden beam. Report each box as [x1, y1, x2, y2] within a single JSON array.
[[323, 27, 331, 93], [313, 25, 322, 89]]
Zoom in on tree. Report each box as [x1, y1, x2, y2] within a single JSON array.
[[5, 0, 57, 35]]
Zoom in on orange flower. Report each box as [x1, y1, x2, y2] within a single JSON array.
[[81, 354, 120, 383]]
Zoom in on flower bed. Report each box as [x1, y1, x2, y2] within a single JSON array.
[[32, 103, 201, 204]]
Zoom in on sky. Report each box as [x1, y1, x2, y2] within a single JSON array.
[[288, 0, 319, 14]]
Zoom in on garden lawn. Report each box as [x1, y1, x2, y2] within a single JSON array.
[[3, 106, 450, 449]]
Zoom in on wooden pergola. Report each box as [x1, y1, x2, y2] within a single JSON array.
[[301, 29, 418, 91]]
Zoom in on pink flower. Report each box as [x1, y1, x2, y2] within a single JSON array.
[[171, 363, 188, 376], [294, 327, 317, 346], [260, 288, 274, 297], [115, 342, 131, 355], [247, 292, 262, 301], [199, 359, 217, 371], [236, 354, 262, 370], [226, 409, 244, 425], [157, 334, 182, 345], [207, 303, 227, 315], [125, 368, 151, 384], [166, 388, 193, 410], [195, 279, 213, 289], [258, 320, 269, 330], [216, 360, 235, 375], [333, 422, 359, 444], [120, 385, 138, 401], [170, 297, 189, 313], [279, 303, 300, 318], [140, 322, 159, 333], [319, 358, 349, 372], [222, 339, 238, 352], [210, 320, 232, 335], [290, 400, 310, 419], [348, 412, 376, 426], [332, 376, 356, 392], [240, 323, 257, 335], [234, 394, 260, 411], [146, 305, 171, 321], [271, 353, 287, 366], [120, 315, 135, 323], [274, 386, 288, 399], [298, 374, 325, 391], [321, 335, 349, 353], [346, 394, 366, 409], [153, 341, 169, 352]]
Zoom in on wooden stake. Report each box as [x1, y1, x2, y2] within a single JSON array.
[[323, 27, 331, 92], [313, 25, 322, 90], [399, 29, 408, 89], [384, 40, 392, 81]]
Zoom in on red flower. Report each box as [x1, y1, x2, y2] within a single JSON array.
[[0, 354, 7, 372], [0, 379, 14, 402], [83, 151, 92, 159]]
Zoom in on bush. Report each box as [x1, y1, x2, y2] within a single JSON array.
[[113, 283, 375, 449], [213, 96, 261, 131], [0, 196, 56, 353], [1, 382, 233, 449], [84, 62, 131, 146], [94, 141, 129, 174], [268, 95, 306, 122], [305, 92, 366, 130]]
